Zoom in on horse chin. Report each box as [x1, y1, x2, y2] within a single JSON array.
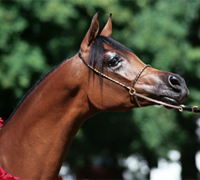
[[160, 96, 179, 109]]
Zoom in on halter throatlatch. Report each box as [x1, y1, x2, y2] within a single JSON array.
[[79, 51, 200, 114]]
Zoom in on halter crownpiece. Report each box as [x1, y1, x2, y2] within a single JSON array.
[[78, 51, 200, 113]]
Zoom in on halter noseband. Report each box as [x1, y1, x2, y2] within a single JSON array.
[[131, 64, 151, 106], [78, 51, 200, 113]]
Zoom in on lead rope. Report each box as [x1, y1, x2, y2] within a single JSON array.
[[78, 52, 200, 114]]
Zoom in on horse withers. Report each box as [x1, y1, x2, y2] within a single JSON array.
[[0, 13, 189, 179]]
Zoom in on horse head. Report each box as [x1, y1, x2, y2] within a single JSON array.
[[79, 13, 189, 112]]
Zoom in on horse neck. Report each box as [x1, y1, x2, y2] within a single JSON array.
[[0, 53, 98, 179]]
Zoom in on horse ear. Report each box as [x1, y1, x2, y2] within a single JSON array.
[[80, 13, 99, 52], [100, 13, 112, 37]]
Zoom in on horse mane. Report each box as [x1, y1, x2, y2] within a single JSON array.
[[4, 36, 131, 126]]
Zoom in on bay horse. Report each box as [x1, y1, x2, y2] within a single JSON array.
[[0, 13, 189, 179]]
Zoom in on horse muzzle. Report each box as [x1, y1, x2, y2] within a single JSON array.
[[157, 73, 189, 106]]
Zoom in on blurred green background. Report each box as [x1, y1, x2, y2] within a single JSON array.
[[0, 0, 200, 179]]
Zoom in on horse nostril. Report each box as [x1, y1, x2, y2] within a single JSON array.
[[168, 75, 182, 92]]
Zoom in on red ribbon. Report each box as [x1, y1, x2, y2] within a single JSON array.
[[0, 117, 63, 180], [0, 168, 63, 180], [0, 167, 21, 180], [0, 118, 3, 128]]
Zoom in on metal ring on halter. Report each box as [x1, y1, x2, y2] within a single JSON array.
[[129, 87, 141, 107], [129, 87, 136, 96], [192, 106, 199, 114]]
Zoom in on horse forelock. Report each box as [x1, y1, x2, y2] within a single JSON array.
[[88, 35, 132, 73]]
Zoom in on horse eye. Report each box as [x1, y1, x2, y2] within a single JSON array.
[[108, 58, 119, 67]]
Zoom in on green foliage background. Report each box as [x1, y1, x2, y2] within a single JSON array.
[[0, 0, 200, 179]]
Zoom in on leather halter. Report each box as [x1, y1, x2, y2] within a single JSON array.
[[78, 51, 200, 113], [78, 51, 150, 107]]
